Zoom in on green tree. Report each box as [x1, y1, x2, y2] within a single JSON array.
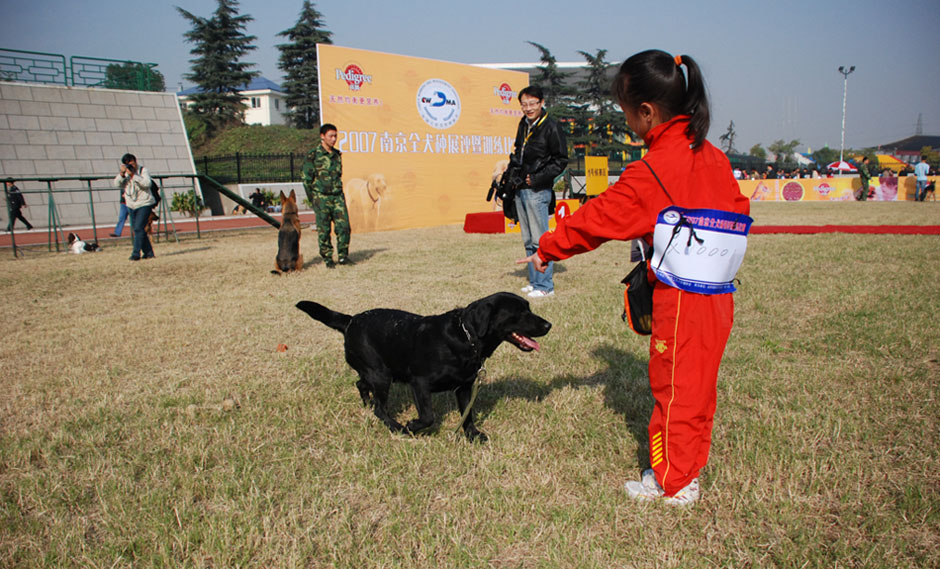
[[526, 41, 572, 109], [920, 146, 940, 167], [104, 62, 165, 92], [811, 146, 839, 167], [749, 144, 767, 160], [177, 0, 258, 127], [573, 49, 629, 157], [276, 0, 332, 129], [768, 139, 801, 167]]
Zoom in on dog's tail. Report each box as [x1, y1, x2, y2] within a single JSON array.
[[296, 301, 352, 334]]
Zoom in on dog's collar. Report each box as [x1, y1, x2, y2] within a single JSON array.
[[458, 316, 483, 360], [459, 319, 475, 348]]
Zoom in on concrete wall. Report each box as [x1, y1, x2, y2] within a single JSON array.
[[0, 81, 196, 228]]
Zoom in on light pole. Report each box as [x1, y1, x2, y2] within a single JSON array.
[[838, 65, 855, 174]]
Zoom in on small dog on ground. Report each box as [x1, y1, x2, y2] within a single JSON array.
[[272, 190, 303, 274], [67, 232, 100, 254], [296, 292, 552, 442]]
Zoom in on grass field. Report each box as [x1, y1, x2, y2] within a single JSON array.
[[1, 202, 938, 568]]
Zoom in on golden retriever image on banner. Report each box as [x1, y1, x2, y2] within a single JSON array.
[[346, 173, 389, 233]]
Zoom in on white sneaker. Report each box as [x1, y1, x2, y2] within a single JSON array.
[[520, 285, 535, 293], [526, 289, 554, 298], [624, 469, 663, 500], [624, 469, 700, 506]]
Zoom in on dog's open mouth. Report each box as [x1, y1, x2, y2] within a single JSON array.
[[508, 332, 540, 352]]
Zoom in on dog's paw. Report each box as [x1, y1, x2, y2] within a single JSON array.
[[405, 420, 434, 436], [464, 429, 489, 444]]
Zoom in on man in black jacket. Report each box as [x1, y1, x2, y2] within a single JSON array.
[[5, 180, 33, 231], [508, 85, 567, 298]]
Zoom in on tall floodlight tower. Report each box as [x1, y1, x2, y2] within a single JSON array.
[[838, 65, 855, 174]]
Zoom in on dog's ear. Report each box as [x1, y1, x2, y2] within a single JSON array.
[[289, 189, 296, 201], [461, 296, 502, 340], [279, 191, 287, 201]]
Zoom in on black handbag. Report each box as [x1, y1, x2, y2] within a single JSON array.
[[621, 256, 653, 335], [619, 160, 676, 335]]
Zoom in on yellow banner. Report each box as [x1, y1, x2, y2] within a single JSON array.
[[585, 156, 608, 196], [317, 44, 528, 232]]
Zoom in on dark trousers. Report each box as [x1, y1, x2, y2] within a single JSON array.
[[6, 208, 32, 231], [129, 205, 154, 259]]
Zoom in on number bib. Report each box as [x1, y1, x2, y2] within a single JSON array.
[[650, 206, 753, 295]]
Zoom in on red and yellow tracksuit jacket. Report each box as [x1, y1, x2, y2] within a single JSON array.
[[537, 115, 750, 496]]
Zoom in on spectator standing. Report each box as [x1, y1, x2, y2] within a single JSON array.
[[857, 156, 872, 201], [249, 188, 266, 210], [302, 124, 350, 267], [914, 155, 931, 201], [110, 186, 128, 237], [507, 85, 568, 298], [113, 153, 155, 261], [4, 180, 33, 231]]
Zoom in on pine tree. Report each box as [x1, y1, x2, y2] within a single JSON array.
[[178, 0, 258, 126], [276, 0, 333, 129], [574, 49, 629, 156], [525, 41, 572, 109]]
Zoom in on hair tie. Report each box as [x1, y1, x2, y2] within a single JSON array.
[[674, 55, 683, 67]]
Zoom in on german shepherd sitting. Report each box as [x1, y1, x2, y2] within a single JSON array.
[[272, 190, 304, 274]]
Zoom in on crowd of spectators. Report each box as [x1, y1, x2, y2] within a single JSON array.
[[732, 163, 912, 180]]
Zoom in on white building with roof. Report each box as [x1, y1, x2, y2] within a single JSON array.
[[176, 76, 287, 126]]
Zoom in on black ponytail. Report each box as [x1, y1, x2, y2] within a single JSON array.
[[612, 50, 711, 147]]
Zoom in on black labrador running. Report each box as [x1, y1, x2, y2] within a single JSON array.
[[296, 292, 551, 442]]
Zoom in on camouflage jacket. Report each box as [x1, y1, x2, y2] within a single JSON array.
[[302, 144, 343, 196]]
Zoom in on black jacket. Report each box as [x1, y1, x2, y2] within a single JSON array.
[[510, 110, 568, 190]]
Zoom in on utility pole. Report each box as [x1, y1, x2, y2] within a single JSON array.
[[838, 65, 855, 174]]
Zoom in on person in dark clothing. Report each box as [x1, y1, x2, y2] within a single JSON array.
[[5, 180, 33, 231], [507, 85, 568, 298], [857, 156, 872, 201], [249, 188, 267, 209]]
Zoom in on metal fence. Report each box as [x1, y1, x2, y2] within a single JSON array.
[[1, 173, 281, 257], [0, 48, 162, 90], [2, 174, 195, 257], [194, 149, 656, 187]]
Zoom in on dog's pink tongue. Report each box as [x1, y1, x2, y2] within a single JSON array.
[[520, 335, 540, 351]]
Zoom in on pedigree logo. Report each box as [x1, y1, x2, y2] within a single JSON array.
[[336, 64, 372, 91], [495, 83, 516, 105]]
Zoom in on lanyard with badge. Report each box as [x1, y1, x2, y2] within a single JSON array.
[[521, 113, 547, 159]]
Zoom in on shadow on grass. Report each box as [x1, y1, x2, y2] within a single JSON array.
[[506, 263, 568, 280], [162, 246, 214, 256], [376, 343, 651, 461], [301, 247, 387, 269]]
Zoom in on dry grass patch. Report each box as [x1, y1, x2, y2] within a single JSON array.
[[0, 201, 938, 568]]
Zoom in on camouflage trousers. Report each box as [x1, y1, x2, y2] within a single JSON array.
[[312, 194, 350, 261]]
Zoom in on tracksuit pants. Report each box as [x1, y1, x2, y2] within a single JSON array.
[[647, 284, 734, 496]]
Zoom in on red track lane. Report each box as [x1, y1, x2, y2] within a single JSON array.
[[0, 211, 319, 249], [751, 225, 940, 235], [3, 216, 939, 249]]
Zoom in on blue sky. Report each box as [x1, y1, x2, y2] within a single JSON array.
[[2, 0, 938, 152]]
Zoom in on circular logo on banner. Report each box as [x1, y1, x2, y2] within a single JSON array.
[[340, 64, 370, 91], [416, 79, 461, 130], [782, 181, 804, 201], [663, 210, 681, 224], [496, 83, 514, 104]]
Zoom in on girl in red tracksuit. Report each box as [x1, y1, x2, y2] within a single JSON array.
[[520, 50, 750, 505]]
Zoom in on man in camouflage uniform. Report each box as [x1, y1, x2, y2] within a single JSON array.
[[302, 123, 351, 268]]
